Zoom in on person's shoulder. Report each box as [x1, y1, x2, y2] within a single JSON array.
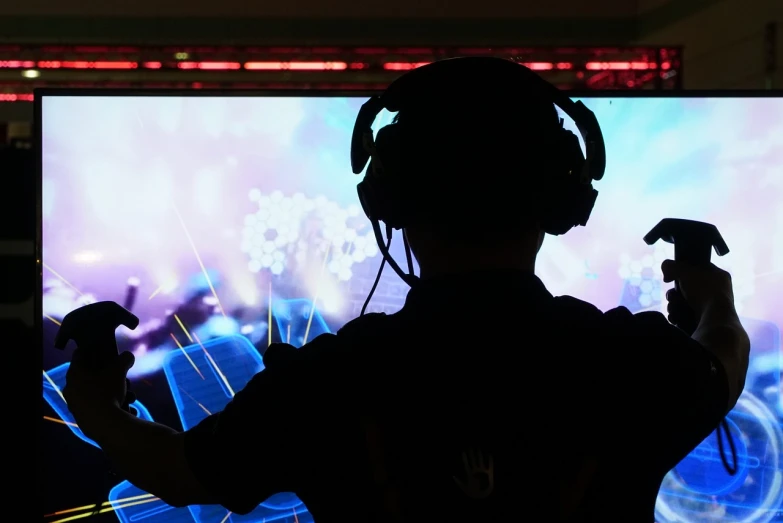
[[262, 313, 392, 369], [336, 312, 390, 339], [600, 306, 698, 353], [262, 331, 340, 369], [551, 294, 605, 322], [552, 295, 674, 336], [602, 305, 671, 333]]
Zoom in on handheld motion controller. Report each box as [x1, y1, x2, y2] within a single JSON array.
[[644, 218, 737, 475], [54, 301, 140, 414], [644, 218, 730, 334]]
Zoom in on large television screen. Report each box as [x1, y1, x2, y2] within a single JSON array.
[[40, 93, 783, 523]]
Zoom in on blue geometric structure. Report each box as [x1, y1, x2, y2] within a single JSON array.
[[161, 334, 312, 523], [42, 362, 154, 448], [672, 416, 752, 497], [109, 481, 194, 523], [742, 318, 782, 414], [109, 478, 314, 523], [163, 335, 264, 429], [655, 316, 783, 522], [187, 504, 313, 523], [657, 393, 783, 523], [272, 299, 331, 347]]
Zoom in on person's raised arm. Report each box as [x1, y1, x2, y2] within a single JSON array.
[[662, 260, 751, 413], [597, 261, 749, 469], [181, 338, 335, 514]]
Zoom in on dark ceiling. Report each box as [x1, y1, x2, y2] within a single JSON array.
[[0, 0, 720, 45]]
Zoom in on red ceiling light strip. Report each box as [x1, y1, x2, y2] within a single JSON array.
[[244, 61, 348, 70], [35, 61, 139, 69], [0, 60, 668, 71], [585, 61, 661, 70], [0, 60, 36, 68], [0, 93, 34, 102], [0, 60, 351, 70], [383, 62, 430, 70], [178, 61, 241, 70], [384, 61, 664, 71], [0, 47, 680, 101]]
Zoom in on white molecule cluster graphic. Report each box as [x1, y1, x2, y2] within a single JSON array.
[[241, 189, 379, 281], [326, 228, 380, 282], [618, 243, 671, 309]]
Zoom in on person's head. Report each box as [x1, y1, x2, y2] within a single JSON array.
[[390, 88, 565, 277], [352, 57, 602, 282]]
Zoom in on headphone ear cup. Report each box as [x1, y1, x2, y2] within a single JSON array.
[[557, 129, 586, 180], [358, 125, 409, 229], [357, 176, 381, 222], [538, 184, 599, 235], [536, 129, 598, 235], [358, 164, 405, 229], [373, 124, 406, 179]]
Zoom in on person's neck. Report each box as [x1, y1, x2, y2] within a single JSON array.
[[417, 252, 537, 280]]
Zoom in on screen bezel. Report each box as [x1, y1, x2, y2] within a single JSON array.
[[34, 87, 783, 370]]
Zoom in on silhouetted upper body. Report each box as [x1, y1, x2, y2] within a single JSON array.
[[65, 61, 746, 523], [183, 269, 730, 522]]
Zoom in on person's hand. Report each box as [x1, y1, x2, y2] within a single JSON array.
[[661, 260, 735, 324], [63, 350, 137, 437]]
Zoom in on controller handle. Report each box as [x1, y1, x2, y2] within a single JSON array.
[[55, 301, 139, 411], [643, 218, 730, 333]]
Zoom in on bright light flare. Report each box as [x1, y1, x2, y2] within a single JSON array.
[[172, 203, 227, 318], [49, 494, 160, 523], [149, 269, 179, 300], [229, 269, 258, 306], [72, 250, 103, 264]]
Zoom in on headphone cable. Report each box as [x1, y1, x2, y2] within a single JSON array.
[[361, 225, 394, 316], [717, 417, 739, 475]]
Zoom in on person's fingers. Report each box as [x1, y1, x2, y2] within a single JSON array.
[[668, 287, 688, 309], [129, 407, 138, 416], [666, 288, 688, 303], [660, 259, 678, 283], [667, 299, 690, 314], [666, 290, 698, 329], [125, 391, 137, 404], [117, 351, 135, 373]]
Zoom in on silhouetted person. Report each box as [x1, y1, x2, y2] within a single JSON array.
[[64, 58, 750, 522]]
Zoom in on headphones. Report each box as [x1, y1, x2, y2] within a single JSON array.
[[351, 56, 606, 237]]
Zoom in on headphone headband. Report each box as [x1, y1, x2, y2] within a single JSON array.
[[350, 57, 606, 182]]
